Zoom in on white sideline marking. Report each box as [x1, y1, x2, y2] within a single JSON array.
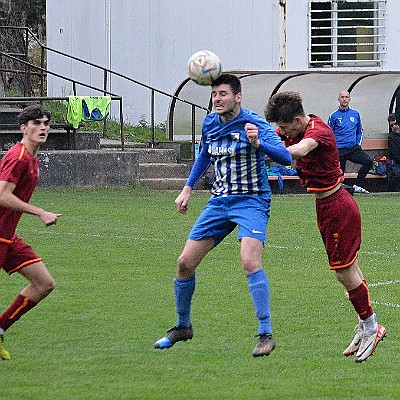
[[369, 279, 400, 287], [371, 300, 400, 309], [370, 280, 400, 309], [18, 229, 400, 309], [17, 229, 400, 258]]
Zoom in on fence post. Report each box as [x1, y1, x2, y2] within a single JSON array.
[[150, 89, 155, 148], [119, 97, 124, 151], [191, 105, 196, 161], [103, 69, 108, 138]]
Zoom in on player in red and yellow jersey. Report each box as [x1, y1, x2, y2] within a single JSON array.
[[265, 91, 386, 363], [0, 105, 62, 360]]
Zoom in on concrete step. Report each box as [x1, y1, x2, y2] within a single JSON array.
[[134, 148, 179, 163], [97, 141, 196, 189], [139, 162, 190, 179], [102, 146, 179, 163], [0, 107, 22, 124], [139, 178, 187, 190]]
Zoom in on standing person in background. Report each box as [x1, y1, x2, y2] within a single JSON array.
[[265, 91, 386, 363], [328, 90, 372, 193], [154, 74, 292, 357], [387, 113, 400, 191], [0, 104, 62, 360]]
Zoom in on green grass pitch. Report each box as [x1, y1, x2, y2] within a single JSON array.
[[1, 187, 399, 399]]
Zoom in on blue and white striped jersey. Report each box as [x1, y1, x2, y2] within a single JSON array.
[[200, 108, 285, 196]]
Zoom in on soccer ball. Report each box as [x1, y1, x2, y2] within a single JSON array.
[[187, 50, 223, 86]]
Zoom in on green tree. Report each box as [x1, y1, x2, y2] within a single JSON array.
[[0, 0, 46, 95]]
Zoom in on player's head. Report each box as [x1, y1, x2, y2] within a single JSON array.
[[388, 113, 400, 133], [264, 91, 307, 139], [18, 104, 51, 127], [212, 74, 241, 95], [211, 74, 242, 121], [265, 91, 305, 123], [338, 90, 351, 109]]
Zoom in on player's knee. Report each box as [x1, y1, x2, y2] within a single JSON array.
[[242, 259, 261, 275], [40, 277, 56, 296], [177, 254, 196, 276]]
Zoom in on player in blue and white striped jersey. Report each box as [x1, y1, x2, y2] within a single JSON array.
[[154, 74, 292, 357]]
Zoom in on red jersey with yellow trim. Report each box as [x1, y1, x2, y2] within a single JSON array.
[[281, 115, 343, 192], [0, 142, 39, 239]]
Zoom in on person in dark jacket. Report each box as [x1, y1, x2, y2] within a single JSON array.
[[387, 113, 400, 191]]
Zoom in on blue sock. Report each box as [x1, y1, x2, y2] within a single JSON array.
[[174, 274, 196, 328], [247, 269, 272, 335]]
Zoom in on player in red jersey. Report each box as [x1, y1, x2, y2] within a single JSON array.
[[264, 91, 386, 363], [0, 104, 62, 360]]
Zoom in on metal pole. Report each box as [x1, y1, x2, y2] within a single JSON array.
[[40, 46, 45, 97], [103, 69, 108, 138], [119, 98, 124, 151], [151, 89, 155, 148], [24, 28, 29, 96], [191, 105, 196, 161]]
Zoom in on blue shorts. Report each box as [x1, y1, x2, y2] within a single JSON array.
[[188, 194, 271, 246]]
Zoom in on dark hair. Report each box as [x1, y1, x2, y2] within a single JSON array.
[[388, 113, 397, 123], [211, 74, 241, 95], [18, 104, 51, 127], [264, 91, 305, 123]]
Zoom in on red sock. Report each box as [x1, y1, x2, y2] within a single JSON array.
[[347, 282, 373, 320], [0, 294, 37, 332]]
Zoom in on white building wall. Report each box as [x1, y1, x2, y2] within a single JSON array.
[[46, 0, 281, 123], [385, 1, 400, 70], [46, 0, 400, 124], [285, 1, 310, 70]]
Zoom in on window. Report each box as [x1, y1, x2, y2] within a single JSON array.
[[309, 1, 387, 67], [0, 0, 11, 14]]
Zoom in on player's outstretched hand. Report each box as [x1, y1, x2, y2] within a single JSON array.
[[245, 123, 260, 148], [39, 211, 62, 227], [175, 186, 192, 214]]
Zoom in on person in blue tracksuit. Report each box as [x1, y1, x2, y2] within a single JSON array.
[[328, 90, 372, 193], [154, 74, 292, 357]]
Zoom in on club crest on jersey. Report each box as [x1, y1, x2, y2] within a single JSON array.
[[350, 117, 355, 122], [231, 132, 240, 141]]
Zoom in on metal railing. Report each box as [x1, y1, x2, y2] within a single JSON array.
[[0, 26, 209, 156], [0, 95, 123, 151]]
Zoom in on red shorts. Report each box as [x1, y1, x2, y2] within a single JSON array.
[[316, 187, 361, 270], [0, 235, 42, 275]]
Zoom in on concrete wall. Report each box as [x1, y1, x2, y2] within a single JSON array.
[[0, 149, 140, 188], [36, 150, 139, 188], [0, 130, 101, 151]]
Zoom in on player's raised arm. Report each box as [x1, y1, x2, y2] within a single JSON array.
[[245, 123, 292, 166], [286, 138, 318, 159]]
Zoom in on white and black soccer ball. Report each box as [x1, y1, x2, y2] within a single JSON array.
[[187, 50, 223, 86]]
